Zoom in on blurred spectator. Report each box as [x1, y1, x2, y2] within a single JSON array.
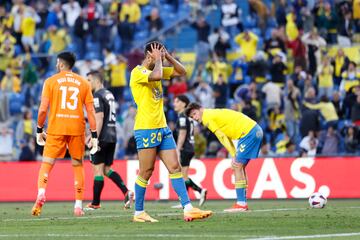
[[18, 139, 35, 161], [118, 15, 135, 54], [300, 130, 318, 152], [337, 11, 353, 46], [300, 103, 320, 138], [262, 80, 282, 109], [194, 125, 207, 158], [73, 10, 89, 59], [317, 56, 334, 98], [103, 47, 116, 66], [339, 61, 360, 97], [45, 2, 64, 29], [248, 0, 268, 31], [123, 106, 136, 145], [0, 123, 13, 161], [234, 30, 258, 62], [315, 2, 337, 44], [208, 27, 230, 51], [213, 74, 228, 108], [44, 25, 70, 54], [287, 35, 306, 70], [275, 0, 287, 27], [1, 69, 21, 93], [286, 13, 299, 42], [351, 94, 360, 126], [284, 79, 301, 140], [62, 0, 82, 28], [220, 0, 242, 37], [301, 29, 326, 76], [0, 40, 15, 80], [146, 7, 163, 35], [0, 92, 9, 122], [284, 140, 298, 157], [264, 29, 286, 57], [332, 91, 344, 119], [241, 99, 257, 121], [21, 8, 40, 53], [195, 80, 214, 108], [319, 126, 340, 155], [125, 136, 138, 160], [15, 109, 36, 145], [258, 141, 274, 157], [331, 49, 349, 87], [168, 76, 188, 97], [191, 15, 211, 43], [97, 16, 114, 53], [214, 36, 231, 59], [85, 0, 104, 40], [270, 53, 287, 86], [247, 52, 268, 84], [344, 126, 359, 154], [267, 106, 286, 145], [206, 141, 220, 157], [108, 55, 127, 103], [354, 0, 360, 34], [303, 95, 339, 128], [230, 57, 248, 95], [206, 53, 229, 84], [120, 0, 141, 25], [75, 58, 102, 77]]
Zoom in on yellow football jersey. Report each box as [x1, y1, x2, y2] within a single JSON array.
[[202, 109, 256, 140], [130, 65, 173, 130]]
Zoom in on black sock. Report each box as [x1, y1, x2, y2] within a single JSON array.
[[92, 176, 104, 205], [185, 178, 202, 193], [107, 169, 128, 195]]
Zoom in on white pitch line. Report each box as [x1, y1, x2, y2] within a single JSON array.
[[247, 232, 360, 240], [0, 233, 247, 239], [1, 207, 306, 222]]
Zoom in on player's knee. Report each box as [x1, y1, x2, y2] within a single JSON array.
[[71, 159, 83, 166], [43, 157, 55, 165], [104, 166, 111, 175], [168, 163, 181, 174], [139, 167, 154, 180]]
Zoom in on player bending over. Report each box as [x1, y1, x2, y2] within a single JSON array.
[[130, 42, 212, 222], [173, 95, 207, 208], [185, 103, 263, 212], [85, 70, 134, 211], [32, 52, 98, 217]]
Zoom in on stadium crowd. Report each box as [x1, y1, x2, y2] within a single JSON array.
[[0, 0, 359, 161]]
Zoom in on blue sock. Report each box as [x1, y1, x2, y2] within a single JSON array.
[[135, 176, 148, 211], [235, 180, 247, 204], [170, 172, 190, 207]]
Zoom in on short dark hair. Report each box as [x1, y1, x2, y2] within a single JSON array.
[[184, 102, 202, 117], [57, 51, 76, 69], [144, 41, 164, 55], [87, 70, 104, 84], [176, 95, 190, 107]]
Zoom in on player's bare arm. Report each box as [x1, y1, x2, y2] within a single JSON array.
[[148, 43, 163, 81], [163, 48, 186, 77], [214, 129, 236, 157], [177, 129, 187, 151]]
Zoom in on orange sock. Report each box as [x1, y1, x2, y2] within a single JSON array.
[[38, 162, 54, 189], [73, 165, 85, 200]]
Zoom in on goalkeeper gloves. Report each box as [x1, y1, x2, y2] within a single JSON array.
[[89, 131, 99, 155], [36, 126, 46, 146]]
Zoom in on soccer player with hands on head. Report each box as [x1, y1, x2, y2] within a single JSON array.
[[185, 103, 263, 212], [130, 41, 212, 222], [32, 51, 98, 217]]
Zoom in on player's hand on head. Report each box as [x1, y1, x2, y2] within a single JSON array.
[[148, 43, 163, 60]]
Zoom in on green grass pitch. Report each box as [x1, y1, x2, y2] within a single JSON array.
[[1, 200, 360, 240]]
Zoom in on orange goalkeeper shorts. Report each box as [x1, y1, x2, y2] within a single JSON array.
[[43, 134, 85, 160]]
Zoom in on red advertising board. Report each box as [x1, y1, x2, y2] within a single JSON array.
[[0, 157, 359, 201]]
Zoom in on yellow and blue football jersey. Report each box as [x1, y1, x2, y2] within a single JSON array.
[[130, 65, 174, 130]]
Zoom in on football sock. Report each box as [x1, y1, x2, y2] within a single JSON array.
[[185, 178, 202, 193], [92, 176, 104, 205], [135, 176, 148, 212], [73, 165, 85, 201], [235, 180, 247, 205], [37, 162, 54, 194], [170, 172, 191, 208], [107, 169, 128, 195], [74, 200, 82, 209]]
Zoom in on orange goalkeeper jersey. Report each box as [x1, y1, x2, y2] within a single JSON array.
[[41, 70, 93, 136]]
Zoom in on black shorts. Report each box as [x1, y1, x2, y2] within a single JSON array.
[[180, 151, 194, 167], [91, 142, 116, 166]]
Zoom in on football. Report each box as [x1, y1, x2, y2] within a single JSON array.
[[308, 192, 327, 208]]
